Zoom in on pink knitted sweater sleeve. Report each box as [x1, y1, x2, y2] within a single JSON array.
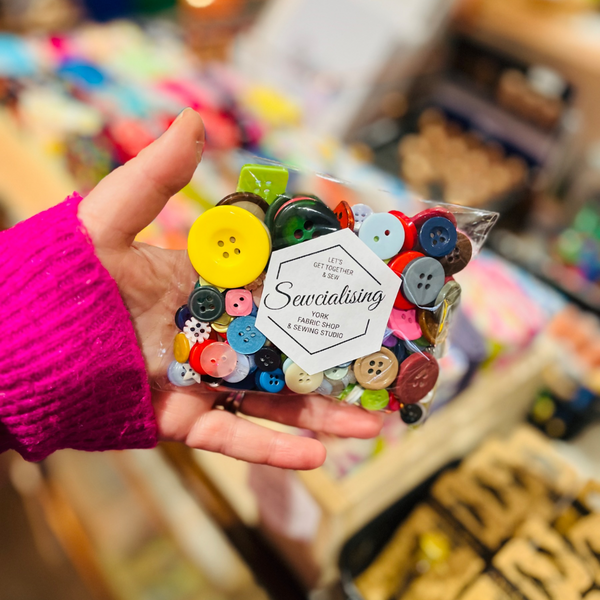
[[0, 194, 158, 461]]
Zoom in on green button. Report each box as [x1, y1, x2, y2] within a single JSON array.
[[360, 389, 389, 411], [237, 164, 289, 205]]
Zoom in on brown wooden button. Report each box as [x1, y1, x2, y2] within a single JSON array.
[[418, 308, 444, 345], [218, 192, 270, 222], [354, 347, 399, 390], [395, 352, 439, 403], [439, 232, 472, 276]]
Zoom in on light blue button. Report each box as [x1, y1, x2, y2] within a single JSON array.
[[222, 352, 251, 383], [255, 368, 285, 393], [358, 213, 405, 259], [167, 361, 197, 387], [227, 316, 266, 354], [351, 204, 373, 231], [282, 357, 294, 373]]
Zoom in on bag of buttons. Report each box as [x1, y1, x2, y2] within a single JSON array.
[[160, 156, 498, 426]]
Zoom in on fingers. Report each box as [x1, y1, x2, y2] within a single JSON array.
[[153, 390, 327, 470], [240, 393, 384, 439], [80, 108, 205, 249]]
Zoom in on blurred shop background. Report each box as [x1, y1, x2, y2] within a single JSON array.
[[2, 0, 600, 599]]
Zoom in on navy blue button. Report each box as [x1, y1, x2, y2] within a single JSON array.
[[418, 216, 457, 258], [393, 340, 409, 364], [255, 368, 285, 393], [224, 371, 257, 390], [175, 305, 192, 330], [250, 302, 258, 317], [227, 316, 267, 354], [255, 347, 282, 372]]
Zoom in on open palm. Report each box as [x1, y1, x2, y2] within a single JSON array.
[[78, 108, 383, 470]]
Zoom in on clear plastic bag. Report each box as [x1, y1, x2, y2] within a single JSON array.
[[158, 154, 498, 426]]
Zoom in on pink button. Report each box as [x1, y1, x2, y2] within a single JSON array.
[[200, 342, 238, 377], [388, 308, 422, 340], [225, 289, 253, 317]]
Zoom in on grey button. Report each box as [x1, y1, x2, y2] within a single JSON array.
[[401, 257, 445, 306], [435, 280, 461, 309], [167, 361, 198, 386], [189, 286, 225, 322]]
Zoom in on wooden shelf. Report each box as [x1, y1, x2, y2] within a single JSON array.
[[190, 342, 555, 588]]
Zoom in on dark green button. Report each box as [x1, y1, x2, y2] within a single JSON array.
[[265, 194, 292, 231], [188, 286, 225, 322], [271, 199, 341, 251]]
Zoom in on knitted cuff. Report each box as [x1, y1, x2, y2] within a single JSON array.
[[0, 194, 158, 461]]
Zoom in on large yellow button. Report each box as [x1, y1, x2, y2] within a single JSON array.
[[188, 206, 271, 289]]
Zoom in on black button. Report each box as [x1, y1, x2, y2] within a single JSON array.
[[254, 347, 282, 372]]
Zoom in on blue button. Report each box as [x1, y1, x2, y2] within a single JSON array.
[[227, 316, 267, 354], [175, 305, 192, 330], [358, 213, 405, 260], [392, 340, 409, 364], [167, 361, 197, 387], [418, 216, 457, 258], [255, 368, 285, 393], [250, 302, 258, 317]]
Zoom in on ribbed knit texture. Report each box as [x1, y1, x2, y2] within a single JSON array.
[[0, 194, 158, 461]]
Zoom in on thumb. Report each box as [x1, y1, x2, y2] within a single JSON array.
[[79, 108, 205, 249]]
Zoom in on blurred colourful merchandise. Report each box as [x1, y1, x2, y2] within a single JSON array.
[[556, 203, 600, 284]]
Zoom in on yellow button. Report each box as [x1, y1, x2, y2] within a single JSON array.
[[284, 363, 324, 394], [188, 206, 271, 289], [198, 275, 225, 292], [211, 312, 233, 333], [173, 332, 190, 363]]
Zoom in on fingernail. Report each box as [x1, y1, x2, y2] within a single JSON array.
[[173, 107, 191, 125], [196, 139, 204, 164]]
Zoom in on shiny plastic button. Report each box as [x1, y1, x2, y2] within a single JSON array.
[[382, 328, 398, 348], [436, 280, 462, 310], [189, 286, 225, 322], [361, 389, 390, 411], [200, 342, 238, 378], [284, 363, 324, 394], [255, 347, 282, 372], [324, 365, 349, 381], [237, 164, 289, 205], [439, 232, 472, 276], [418, 308, 447, 345], [188, 205, 271, 289], [175, 305, 192, 330], [227, 316, 266, 354], [358, 213, 405, 260], [265, 194, 292, 231], [333, 200, 355, 230], [413, 207, 457, 230], [173, 332, 191, 363], [271, 199, 340, 251], [225, 289, 253, 317], [167, 361, 200, 387], [400, 402, 426, 425], [390, 211, 417, 251], [418, 216, 457, 258], [282, 357, 294, 373], [396, 353, 439, 403], [354, 348, 399, 390], [222, 352, 251, 383], [351, 204, 373, 231], [344, 383, 365, 405], [388, 251, 425, 309], [188, 339, 216, 374], [183, 317, 211, 345], [218, 191, 269, 222], [256, 368, 285, 393], [211, 312, 233, 333], [401, 257, 445, 307], [314, 379, 334, 395], [388, 308, 422, 341]]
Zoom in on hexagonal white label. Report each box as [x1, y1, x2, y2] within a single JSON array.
[[256, 229, 401, 375]]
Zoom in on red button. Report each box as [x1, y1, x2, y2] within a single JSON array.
[[388, 251, 424, 309], [395, 353, 439, 404], [389, 210, 417, 251], [333, 200, 355, 230], [189, 339, 217, 375], [413, 207, 457, 230]]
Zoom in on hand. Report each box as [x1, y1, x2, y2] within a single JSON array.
[[78, 108, 383, 470]]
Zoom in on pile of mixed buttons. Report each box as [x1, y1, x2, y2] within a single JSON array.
[[167, 165, 472, 425]]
